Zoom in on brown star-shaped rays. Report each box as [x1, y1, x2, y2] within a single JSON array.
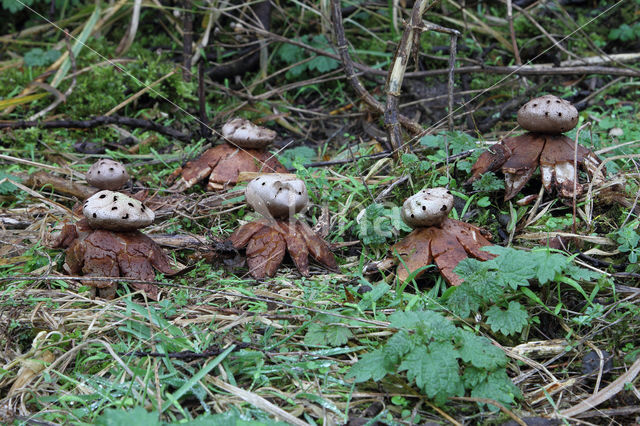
[[468, 133, 602, 200]]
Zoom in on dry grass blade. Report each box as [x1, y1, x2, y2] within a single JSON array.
[[558, 357, 640, 418], [209, 377, 310, 426]]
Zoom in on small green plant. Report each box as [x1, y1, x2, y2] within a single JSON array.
[[356, 203, 411, 246], [445, 246, 601, 336], [608, 23, 640, 42], [276, 34, 340, 79], [348, 310, 521, 406], [614, 221, 640, 263], [23, 48, 61, 67]]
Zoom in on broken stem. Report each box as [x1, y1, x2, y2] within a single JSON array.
[[330, 0, 422, 149], [573, 122, 591, 234]]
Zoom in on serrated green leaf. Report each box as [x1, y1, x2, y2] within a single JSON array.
[[490, 247, 536, 289], [445, 283, 482, 318], [304, 322, 353, 347], [0, 172, 21, 195], [383, 330, 414, 362], [531, 250, 567, 284], [470, 370, 521, 408], [456, 331, 507, 369], [347, 349, 390, 382], [399, 343, 463, 405], [390, 311, 457, 340], [463, 366, 488, 388], [307, 55, 339, 73], [565, 263, 601, 282], [485, 301, 528, 336]]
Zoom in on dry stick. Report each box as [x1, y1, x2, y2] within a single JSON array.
[[0, 115, 191, 141], [198, 60, 210, 138], [115, 0, 142, 54], [245, 24, 640, 79], [559, 356, 640, 418], [385, 0, 434, 154], [572, 122, 591, 234], [446, 30, 458, 131], [329, 0, 422, 137], [506, 0, 522, 66], [182, 0, 193, 82]]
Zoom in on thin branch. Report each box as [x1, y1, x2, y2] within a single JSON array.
[[0, 115, 191, 141], [330, 0, 422, 138]]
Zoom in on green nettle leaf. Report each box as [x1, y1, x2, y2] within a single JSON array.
[[304, 322, 353, 347], [2, 0, 33, 13], [95, 407, 160, 426], [565, 263, 602, 282], [307, 55, 339, 73], [531, 250, 567, 284], [390, 311, 457, 340], [348, 349, 391, 382], [470, 370, 522, 408], [384, 330, 414, 362], [489, 248, 536, 289], [456, 331, 507, 369], [445, 283, 482, 318], [399, 343, 464, 405], [485, 301, 528, 336]]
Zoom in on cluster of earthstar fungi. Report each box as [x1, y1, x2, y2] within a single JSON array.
[[52, 96, 602, 298], [53, 160, 175, 299]]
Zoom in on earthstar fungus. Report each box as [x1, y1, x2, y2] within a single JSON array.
[[375, 188, 495, 285], [228, 174, 337, 279], [53, 191, 175, 299], [170, 118, 287, 190], [467, 95, 602, 200], [85, 158, 129, 190]]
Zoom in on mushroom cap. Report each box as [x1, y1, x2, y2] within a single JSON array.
[[86, 159, 129, 190], [245, 174, 309, 219], [517, 95, 579, 134], [222, 118, 277, 149], [401, 187, 454, 228], [83, 190, 154, 231]]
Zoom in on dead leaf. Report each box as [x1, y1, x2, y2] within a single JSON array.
[[469, 143, 512, 182], [429, 226, 470, 286]]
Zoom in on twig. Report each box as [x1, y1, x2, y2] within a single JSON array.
[[374, 175, 409, 202], [198, 60, 210, 138], [0, 115, 191, 142], [115, 0, 142, 54], [450, 396, 526, 426], [573, 122, 591, 234], [244, 24, 640, 78], [506, 0, 522, 66], [182, 0, 193, 82], [330, 0, 422, 137], [559, 356, 640, 418], [385, 0, 435, 154]]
